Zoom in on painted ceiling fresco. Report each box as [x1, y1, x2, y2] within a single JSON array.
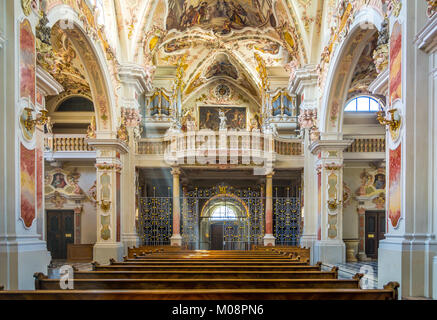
[[166, 0, 277, 34], [140, 0, 310, 106], [37, 22, 91, 98]]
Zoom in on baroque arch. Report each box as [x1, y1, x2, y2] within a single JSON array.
[[46, 5, 117, 133], [320, 7, 384, 137]]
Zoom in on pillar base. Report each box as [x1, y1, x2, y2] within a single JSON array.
[[313, 240, 345, 264], [170, 234, 182, 246], [121, 233, 140, 256], [300, 234, 317, 248], [93, 242, 123, 265], [263, 234, 276, 246], [0, 236, 51, 290], [300, 234, 316, 264], [433, 256, 437, 300], [357, 252, 372, 261], [378, 236, 437, 299]]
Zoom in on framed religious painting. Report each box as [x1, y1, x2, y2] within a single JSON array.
[[198, 106, 247, 131]]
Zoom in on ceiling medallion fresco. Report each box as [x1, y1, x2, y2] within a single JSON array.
[[214, 83, 232, 101], [205, 54, 238, 79], [166, 0, 277, 35]]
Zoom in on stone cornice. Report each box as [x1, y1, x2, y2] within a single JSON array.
[[415, 14, 437, 54], [369, 68, 389, 96], [309, 139, 354, 155], [288, 64, 318, 94], [118, 63, 154, 94], [86, 138, 129, 154], [36, 65, 64, 96]]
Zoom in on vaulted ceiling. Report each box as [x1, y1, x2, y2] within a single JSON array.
[[123, 0, 324, 100]]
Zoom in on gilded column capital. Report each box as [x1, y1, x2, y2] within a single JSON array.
[[266, 171, 275, 179], [171, 167, 181, 176]]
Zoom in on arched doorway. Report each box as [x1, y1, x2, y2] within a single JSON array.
[[180, 184, 264, 250], [199, 195, 249, 250]]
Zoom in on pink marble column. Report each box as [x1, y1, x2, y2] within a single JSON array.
[[170, 168, 182, 246], [263, 171, 275, 246]]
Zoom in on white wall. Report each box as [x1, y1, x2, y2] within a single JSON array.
[[343, 167, 363, 239]]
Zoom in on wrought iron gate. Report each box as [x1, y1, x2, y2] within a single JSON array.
[[182, 185, 264, 250], [139, 184, 301, 248], [139, 197, 172, 245], [273, 196, 302, 246]]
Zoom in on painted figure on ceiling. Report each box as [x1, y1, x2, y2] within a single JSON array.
[[166, 0, 275, 33]]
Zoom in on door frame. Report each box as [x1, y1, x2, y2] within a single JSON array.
[[364, 210, 386, 259], [46, 210, 76, 260]]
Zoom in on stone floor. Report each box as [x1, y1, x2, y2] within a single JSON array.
[[322, 261, 378, 289]]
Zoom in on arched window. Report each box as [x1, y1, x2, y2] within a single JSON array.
[[344, 96, 382, 112], [210, 206, 237, 221], [56, 97, 95, 112]]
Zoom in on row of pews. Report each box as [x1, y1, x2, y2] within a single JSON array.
[[0, 246, 399, 300]]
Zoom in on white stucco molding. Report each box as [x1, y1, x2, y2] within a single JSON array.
[[86, 138, 129, 155], [369, 68, 389, 96], [36, 65, 64, 96], [414, 14, 437, 54], [309, 139, 354, 156], [118, 63, 154, 94], [288, 64, 318, 95]]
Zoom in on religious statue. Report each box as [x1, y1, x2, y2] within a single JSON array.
[[86, 116, 97, 139], [117, 119, 129, 143], [219, 109, 227, 130]]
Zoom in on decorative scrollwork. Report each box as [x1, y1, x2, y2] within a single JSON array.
[[273, 197, 302, 246], [139, 197, 172, 245]]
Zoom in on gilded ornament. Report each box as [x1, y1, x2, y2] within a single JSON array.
[[99, 200, 111, 212], [21, 0, 32, 16], [87, 116, 97, 139], [377, 109, 402, 140], [427, 0, 437, 17], [327, 198, 342, 211]]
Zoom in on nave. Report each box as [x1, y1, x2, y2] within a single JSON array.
[[0, 246, 399, 300]]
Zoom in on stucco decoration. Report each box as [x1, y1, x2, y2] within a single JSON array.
[[45, 168, 87, 209]]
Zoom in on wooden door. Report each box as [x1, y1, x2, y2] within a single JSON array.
[[365, 211, 386, 259], [46, 211, 75, 260], [210, 223, 224, 250]]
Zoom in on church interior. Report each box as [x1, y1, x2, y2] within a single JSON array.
[[0, 0, 436, 301]]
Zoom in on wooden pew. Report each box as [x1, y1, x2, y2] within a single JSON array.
[[130, 254, 299, 260], [92, 262, 323, 272], [110, 259, 309, 266], [253, 246, 311, 262], [128, 247, 283, 258], [71, 268, 340, 280], [34, 273, 362, 290], [125, 257, 303, 262], [132, 252, 290, 258], [0, 282, 400, 300]]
